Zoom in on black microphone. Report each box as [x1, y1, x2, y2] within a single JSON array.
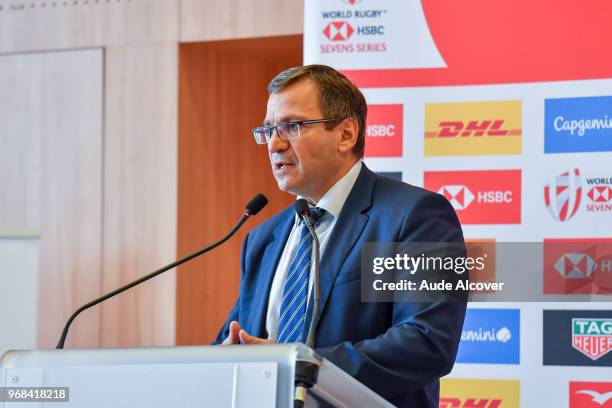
[[55, 193, 269, 349], [294, 198, 311, 222]]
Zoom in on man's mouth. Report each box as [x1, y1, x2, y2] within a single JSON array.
[[274, 162, 294, 170]]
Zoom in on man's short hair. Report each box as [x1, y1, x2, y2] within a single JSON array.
[[268, 64, 368, 158]]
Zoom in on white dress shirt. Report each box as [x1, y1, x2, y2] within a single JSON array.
[[265, 161, 363, 340]]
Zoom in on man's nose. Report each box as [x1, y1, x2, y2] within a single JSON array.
[[267, 130, 289, 153]]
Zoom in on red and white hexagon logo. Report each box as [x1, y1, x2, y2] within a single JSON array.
[[323, 21, 355, 41], [588, 186, 612, 203], [555, 253, 597, 279], [342, 0, 362, 5], [437, 185, 475, 210]]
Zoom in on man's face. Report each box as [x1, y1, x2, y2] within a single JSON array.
[[265, 79, 344, 201]]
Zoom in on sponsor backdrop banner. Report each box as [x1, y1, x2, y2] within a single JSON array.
[[304, 0, 612, 406]]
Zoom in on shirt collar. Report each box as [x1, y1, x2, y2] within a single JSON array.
[[297, 160, 362, 220]]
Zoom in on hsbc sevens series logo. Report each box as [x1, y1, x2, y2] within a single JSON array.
[[319, 6, 388, 54], [544, 169, 582, 221], [424, 101, 522, 156], [425, 170, 521, 224]]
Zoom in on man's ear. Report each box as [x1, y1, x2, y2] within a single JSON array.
[[337, 117, 359, 154]]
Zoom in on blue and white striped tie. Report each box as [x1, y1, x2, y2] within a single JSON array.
[[277, 207, 326, 343]]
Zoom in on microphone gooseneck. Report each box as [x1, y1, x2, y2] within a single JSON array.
[[55, 194, 269, 349]]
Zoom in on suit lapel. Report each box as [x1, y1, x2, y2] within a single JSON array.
[[251, 210, 295, 338], [317, 165, 376, 324]]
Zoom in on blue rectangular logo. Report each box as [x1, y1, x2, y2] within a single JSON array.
[[545, 95, 612, 153], [456, 308, 520, 364]]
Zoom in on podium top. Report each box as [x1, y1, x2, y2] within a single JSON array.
[[1, 344, 393, 408]]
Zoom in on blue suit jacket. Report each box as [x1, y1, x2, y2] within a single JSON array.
[[214, 165, 466, 407]]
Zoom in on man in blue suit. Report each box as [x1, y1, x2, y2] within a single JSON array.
[[214, 65, 466, 407]]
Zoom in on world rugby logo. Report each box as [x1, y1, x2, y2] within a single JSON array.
[[544, 168, 582, 221]]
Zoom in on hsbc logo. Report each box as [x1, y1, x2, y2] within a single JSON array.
[[555, 253, 597, 279], [323, 21, 354, 41], [425, 170, 521, 224], [341, 0, 362, 4], [367, 124, 395, 137], [570, 381, 612, 408], [544, 169, 582, 222], [544, 239, 612, 295], [585, 177, 612, 213], [588, 185, 612, 203], [364, 104, 403, 158], [438, 185, 475, 210], [437, 186, 513, 210]]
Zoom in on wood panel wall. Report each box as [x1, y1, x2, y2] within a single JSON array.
[[0, 0, 178, 53], [0, 49, 104, 348], [180, 0, 304, 42], [101, 43, 178, 348], [177, 36, 302, 345]]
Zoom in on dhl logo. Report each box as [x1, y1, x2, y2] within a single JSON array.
[[441, 379, 520, 408], [427, 120, 521, 138], [425, 101, 522, 156], [440, 398, 502, 408]]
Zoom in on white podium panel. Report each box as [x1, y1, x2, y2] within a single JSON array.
[[0, 345, 393, 408]]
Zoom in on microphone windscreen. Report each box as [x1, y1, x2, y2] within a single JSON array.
[[246, 194, 269, 215], [294, 199, 310, 219]]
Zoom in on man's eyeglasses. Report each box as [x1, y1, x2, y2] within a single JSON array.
[[251, 118, 338, 145]]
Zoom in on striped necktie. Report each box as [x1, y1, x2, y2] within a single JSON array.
[[277, 207, 326, 343]]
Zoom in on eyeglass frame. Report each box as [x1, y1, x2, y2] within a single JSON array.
[[251, 118, 339, 144]]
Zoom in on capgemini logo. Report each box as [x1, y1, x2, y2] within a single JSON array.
[[461, 327, 512, 343], [544, 168, 582, 222], [496, 327, 512, 343]]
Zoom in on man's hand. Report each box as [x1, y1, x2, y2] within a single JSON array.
[[239, 329, 273, 345], [221, 321, 241, 345], [221, 321, 273, 345]]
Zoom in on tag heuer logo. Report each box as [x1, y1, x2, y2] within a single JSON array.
[[572, 318, 612, 360]]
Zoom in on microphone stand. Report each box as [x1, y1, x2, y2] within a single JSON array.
[[56, 193, 268, 349]]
